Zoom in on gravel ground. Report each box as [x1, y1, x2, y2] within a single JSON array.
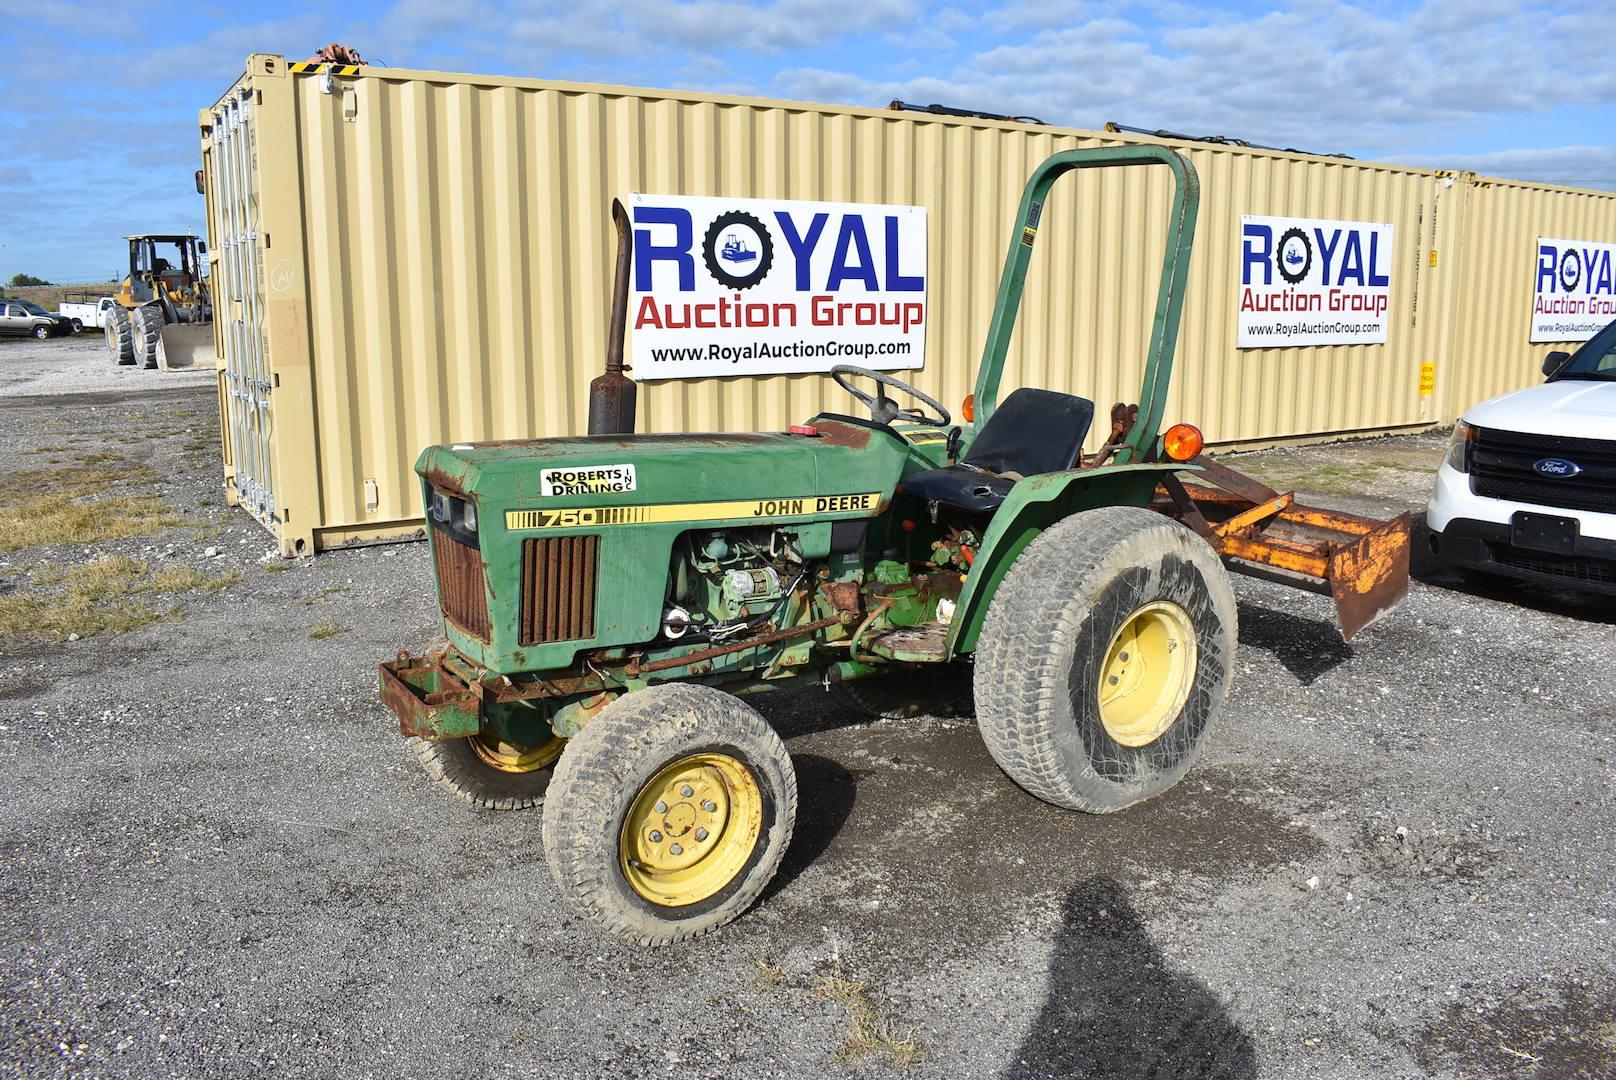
[[0, 334, 214, 398], [2, 337, 1612, 1079]]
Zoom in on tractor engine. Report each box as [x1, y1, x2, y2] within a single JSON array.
[[662, 527, 809, 642]]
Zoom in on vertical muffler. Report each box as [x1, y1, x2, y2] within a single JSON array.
[[588, 198, 637, 436]]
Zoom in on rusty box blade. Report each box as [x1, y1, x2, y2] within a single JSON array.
[[1152, 456, 1412, 642], [379, 652, 481, 740]]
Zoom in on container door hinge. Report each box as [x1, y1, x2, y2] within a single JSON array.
[[364, 479, 379, 513]]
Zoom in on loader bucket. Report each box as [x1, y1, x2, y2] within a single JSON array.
[[155, 322, 214, 371], [1152, 456, 1411, 641]]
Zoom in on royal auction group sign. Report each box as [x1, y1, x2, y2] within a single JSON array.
[[1238, 215, 1395, 348], [1531, 237, 1616, 343], [627, 193, 928, 380]]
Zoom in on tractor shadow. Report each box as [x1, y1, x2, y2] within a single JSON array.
[[1006, 877, 1256, 1080], [1235, 601, 1353, 686], [766, 752, 856, 899]]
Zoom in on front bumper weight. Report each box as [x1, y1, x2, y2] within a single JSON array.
[[378, 651, 481, 740]]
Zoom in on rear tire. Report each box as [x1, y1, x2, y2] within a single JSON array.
[[69, 318, 84, 333], [973, 506, 1237, 813], [830, 663, 973, 719], [542, 684, 797, 946], [131, 304, 163, 369], [104, 307, 135, 364]]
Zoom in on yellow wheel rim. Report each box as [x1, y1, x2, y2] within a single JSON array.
[[619, 753, 763, 908], [468, 731, 565, 774], [1097, 600, 1198, 748]]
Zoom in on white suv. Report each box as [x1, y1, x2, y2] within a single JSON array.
[[1428, 320, 1616, 593]]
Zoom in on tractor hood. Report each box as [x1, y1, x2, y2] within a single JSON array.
[[416, 419, 913, 517]]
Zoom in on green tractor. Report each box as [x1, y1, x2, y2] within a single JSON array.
[[380, 146, 1411, 945]]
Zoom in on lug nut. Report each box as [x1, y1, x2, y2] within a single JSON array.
[[654, 800, 667, 813], [695, 827, 708, 841], [702, 800, 717, 812], [1119, 651, 1129, 662], [669, 843, 683, 855], [649, 830, 663, 843], [1108, 675, 1120, 686], [680, 784, 694, 797]]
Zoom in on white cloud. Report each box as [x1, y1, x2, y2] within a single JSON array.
[[776, 0, 1616, 163], [1426, 145, 1616, 189], [6, 0, 1616, 279]]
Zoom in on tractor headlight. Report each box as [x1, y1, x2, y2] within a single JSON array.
[[430, 491, 450, 522], [462, 501, 478, 533], [1444, 420, 1473, 474]]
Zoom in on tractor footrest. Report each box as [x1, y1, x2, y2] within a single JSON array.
[[864, 623, 951, 663], [379, 651, 481, 740], [1152, 456, 1412, 641]]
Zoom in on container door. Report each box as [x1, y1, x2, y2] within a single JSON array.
[[207, 88, 277, 525]]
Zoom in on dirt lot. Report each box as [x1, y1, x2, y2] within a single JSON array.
[[2, 336, 1613, 1079]]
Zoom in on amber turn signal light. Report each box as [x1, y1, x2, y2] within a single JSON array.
[[1162, 423, 1204, 462], [961, 394, 975, 422]]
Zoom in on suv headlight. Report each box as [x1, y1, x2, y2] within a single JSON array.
[[1444, 420, 1473, 474]]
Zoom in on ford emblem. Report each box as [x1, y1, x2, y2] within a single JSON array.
[[1533, 457, 1582, 478]]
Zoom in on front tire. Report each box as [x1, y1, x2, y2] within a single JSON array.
[[105, 307, 135, 364], [409, 731, 563, 811], [542, 684, 797, 946], [973, 506, 1237, 813], [131, 304, 164, 368], [33, 325, 49, 339]]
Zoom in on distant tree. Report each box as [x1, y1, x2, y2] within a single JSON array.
[[8, 272, 50, 287]]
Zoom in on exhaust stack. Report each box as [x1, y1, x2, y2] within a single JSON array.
[[588, 199, 638, 436]]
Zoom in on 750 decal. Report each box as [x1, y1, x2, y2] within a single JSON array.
[[504, 493, 883, 531]]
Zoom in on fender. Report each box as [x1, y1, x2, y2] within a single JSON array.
[[945, 462, 1196, 655]]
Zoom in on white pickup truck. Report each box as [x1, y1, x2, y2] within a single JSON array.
[[1428, 319, 1616, 595], [57, 294, 119, 333]]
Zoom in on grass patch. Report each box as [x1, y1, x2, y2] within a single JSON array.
[[1239, 457, 1438, 497], [309, 620, 345, 639], [0, 494, 187, 552], [814, 976, 921, 1068], [0, 460, 189, 553], [0, 556, 241, 640], [263, 561, 291, 574], [0, 462, 159, 501], [753, 958, 787, 990]]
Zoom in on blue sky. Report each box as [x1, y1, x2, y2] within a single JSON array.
[[1, 0, 1611, 284]]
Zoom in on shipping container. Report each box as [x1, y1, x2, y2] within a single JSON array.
[[1443, 174, 1616, 417], [199, 54, 1609, 555]]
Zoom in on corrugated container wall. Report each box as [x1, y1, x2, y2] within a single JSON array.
[[1445, 175, 1616, 414], [199, 55, 1608, 555]]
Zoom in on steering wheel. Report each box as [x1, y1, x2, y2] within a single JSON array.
[[830, 365, 951, 427]]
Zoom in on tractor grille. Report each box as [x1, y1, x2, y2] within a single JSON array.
[[520, 535, 600, 645], [1471, 427, 1616, 515], [432, 530, 491, 639]]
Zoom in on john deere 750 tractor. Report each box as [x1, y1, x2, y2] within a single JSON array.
[[380, 146, 1411, 945]]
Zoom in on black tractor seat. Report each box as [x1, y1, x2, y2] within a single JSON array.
[[900, 387, 1095, 514]]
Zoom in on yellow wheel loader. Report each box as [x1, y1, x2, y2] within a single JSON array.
[[104, 234, 213, 370]]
